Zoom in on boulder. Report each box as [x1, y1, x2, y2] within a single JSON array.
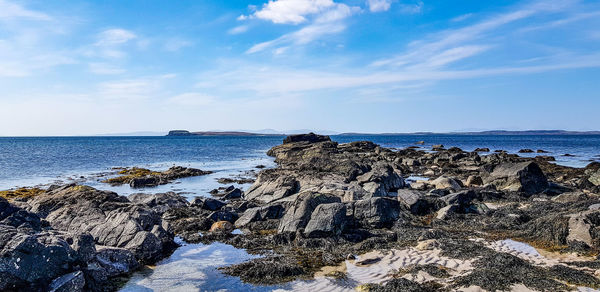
[[283, 133, 331, 144], [235, 205, 284, 228], [441, 190, 479, 207], [245, 175, 299, 203], [352, 197, 402, 228], [128, 192, 188, 214], [26, 185, 174, 263], [221, 188, 243, 200], [430, 176, 462, 191], [304, 203, 347, 238], [190, 197, 226, 211], [484, 162, 548, 195], [465, 175, 483, 187], [278, 193, 340, 233], [474, 148, 490, 152], [589, 170, 600, 186], [436, 205, 459, 220], [566, 211, 600, 248], [396, 189, 439, 215], [519, 149, 534, 153], [356, 164, 405, 197]]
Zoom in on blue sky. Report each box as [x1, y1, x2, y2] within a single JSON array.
[[0, 0, 599, 135]]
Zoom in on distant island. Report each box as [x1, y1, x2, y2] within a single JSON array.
[[167, 130, 283, 136], [168, 129, 600, 137]]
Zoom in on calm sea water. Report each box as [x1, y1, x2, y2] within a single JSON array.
[[1, 135, 599, 191]]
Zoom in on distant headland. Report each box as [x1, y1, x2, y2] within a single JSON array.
[[167, 130, 283, 136]]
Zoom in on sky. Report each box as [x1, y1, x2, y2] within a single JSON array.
[[0, 0, 599, 136]]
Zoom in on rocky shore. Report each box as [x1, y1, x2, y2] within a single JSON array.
[[2, 133, 600, 291]]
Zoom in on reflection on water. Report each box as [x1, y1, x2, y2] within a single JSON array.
[[121, 240, 279, 292]]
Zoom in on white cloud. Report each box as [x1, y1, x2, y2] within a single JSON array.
[[246, 3, 358, 54], [0, 0, 52, 21], [245, 0, 336, 24], [228, 25, 249, 35], [97, 75, 173, 100], [366, 0, 392, 13], [96, 29, 137, 46], [398, 1, 423, 14]]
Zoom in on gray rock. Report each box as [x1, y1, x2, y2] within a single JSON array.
[[352, 197, 401, 228], [283, 133, 331, 144], [235, 205, 284, 228], [244, 175, 299, 203], [128, 192, 188, 214], [484, 162, 548, 195], [430, 176, 462, 191], [589, 170, 600, 186], [49, 271, 85, 292], [304, 203, 347, 238], [190, 197, 226, 211], [278, 192, 340, 233]]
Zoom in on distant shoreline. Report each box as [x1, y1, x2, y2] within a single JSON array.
[[166, 129, 600, 137]]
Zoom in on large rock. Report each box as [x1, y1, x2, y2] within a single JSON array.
[[485, 162, 548, 194], [356, 163, 405, 197], [283, 133, 331, 144], [304, 203, 347, 238], [235, 204, 284, 228], [26, 185, 174, 263], [245, 174, 299, 203], [278, 192, 340, 233], [430, 176, 462, 191], [352, 197, 402, 228], [190, 197, 226, 211], [48, 271, 85, 292], [566, 210, 600, 248], [589, 170, 600, 186], [128, 192, 188, 214]]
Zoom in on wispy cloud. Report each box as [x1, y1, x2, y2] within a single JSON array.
[[228, 25, 249, 35], [95, 29, 137, 46], [0, 0, 52, 21], [163, 38, 193, 51]]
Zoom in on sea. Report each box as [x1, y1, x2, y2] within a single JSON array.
[[1, 134, 599, 291]]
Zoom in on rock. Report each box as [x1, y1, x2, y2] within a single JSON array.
[[190, 197, 226, 211], [245, 175, 299, 203], [537, 149, 549, 153], [402, 158, 420, 167], [465, 175, 483, 187], [48, 271, 85, 292], [128, 192, 188, 214], [566, 211, 600, 248], [484, 162, 548, 195], [352, 197, 402, 228], [208, 210, 239, 223], [278, 192, 340, 233], [430, 176, 462, 191], [441, 190, 478, 207], [209, 221, 234, 232], [432, 144, 444, 151], [519, 149, 534, 153], [396, 189, 439, 215], [551, 192, 590, 203], [356, 164, 405, 196], [283, 133, 331, 144], [26, 185, 174, 263], [415, 141, 425, 145], [304, 203, 347, 237], [235, 205, 284, 228], [589, 170, 600, 186], [436, 205, 459, 220], [222, 188, 243, 200], [129, 176, 161, 188], [474, 148, 490, 152], [104, 166, 212, 187]]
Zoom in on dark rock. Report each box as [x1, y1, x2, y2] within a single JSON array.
[[537, 149, 549, 153], [190, 197, 226, 211], [484, 162, 548, 194], [48, 271, 85, 292], [304, 203, 347, 238], [278, 193, 340, 233], [245, 175, 299, 203], [474, 148, 490, 152], [283, 133, 331, 144], [352, 197, 402, 228], [128, 192, 188, 214]]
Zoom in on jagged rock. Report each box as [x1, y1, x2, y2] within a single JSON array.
[[235, 205, 284, 228], [26, 185, 173, 263], [128, 192, 188, 214], [589, 170, 600, 186], [221, 188, 243, 200], [519, 149, 534, 153], [352, 197, 402, 228], [278, 193, 340, 233], [356, 163, 405, 197], [430, 176, 462, 191], [190, 197, 226, 211], [436, 205, 459, 220], [566, 210, 600, 248], [465, 175, 483, 187], [551, 192, 590, 203], [474, 148, 490, 152], [245, 175, 299, 203], [484, 162, 548, 194], [396, 189, 440, 215], [441, 190, 478, 207], [304, 203, 347, 238], [283, 133, 331, 144], [48, 271, 85, 292], [208, 210, 239, 223]]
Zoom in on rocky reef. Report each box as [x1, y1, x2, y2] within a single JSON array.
[[103, 166, 212, 188], [2, 133, 600, 291]]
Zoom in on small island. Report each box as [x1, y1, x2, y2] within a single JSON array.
[[167, 130, 283, 137]]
